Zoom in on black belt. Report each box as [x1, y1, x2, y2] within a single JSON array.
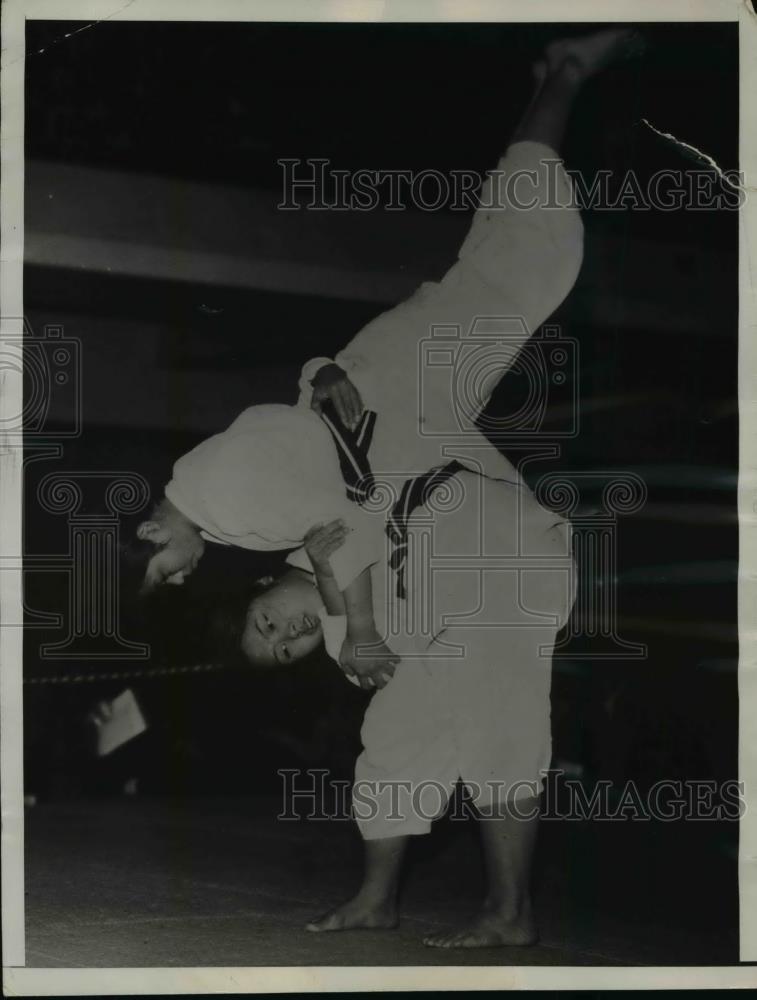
[[320, 401, 463, 599], [384, 460, 464, 599]]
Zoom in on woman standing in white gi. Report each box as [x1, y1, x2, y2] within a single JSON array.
[[237, 27, 643, 947]]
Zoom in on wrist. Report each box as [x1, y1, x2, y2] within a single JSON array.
[[347, 616, 377, 639]]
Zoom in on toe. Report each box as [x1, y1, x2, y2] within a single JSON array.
[[447, 931, 471, 948], [424, 931, 456, 948], [305, 911, 341, 932]]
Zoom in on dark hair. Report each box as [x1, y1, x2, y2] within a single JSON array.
[[209, 578, 278, 670]]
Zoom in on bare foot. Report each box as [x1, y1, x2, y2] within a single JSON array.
[[423, 910, 538, 949], [306, 895, 398, 933], [545, 28, 645, 82]]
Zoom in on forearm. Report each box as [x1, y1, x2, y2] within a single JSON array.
[[314, 566, 346, 616], [338, 567, 398, 687], [343, 567, 377, 636]]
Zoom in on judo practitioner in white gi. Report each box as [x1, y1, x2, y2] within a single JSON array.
[[230, 28, 643, 946]]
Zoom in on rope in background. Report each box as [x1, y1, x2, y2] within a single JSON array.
[[24, 661, 230, 685]]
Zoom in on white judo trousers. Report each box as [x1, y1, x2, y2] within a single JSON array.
[[356, 470, 576, 839], [301, 140, 584, 490], [306, 141, 584, 839]]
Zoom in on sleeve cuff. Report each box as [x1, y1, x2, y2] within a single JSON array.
[[285, 546, 313, 574], [318, 610, 359, 686], [317, 608, 348, 664], [327, 511, 384, 592]]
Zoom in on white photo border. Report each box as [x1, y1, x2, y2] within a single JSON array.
[[2, 0, 756, 992]]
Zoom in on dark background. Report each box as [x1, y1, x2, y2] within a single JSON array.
[[21, 19, 739, 960]]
